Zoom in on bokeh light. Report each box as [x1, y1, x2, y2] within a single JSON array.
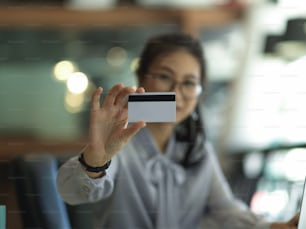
[[53, 60, 77, 81], [106, 46, 127, 67], [66, 72, 89, 94], [65, 91, 85, 113]]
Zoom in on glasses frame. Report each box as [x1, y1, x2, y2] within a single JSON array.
[[146, 72, 203, 100]]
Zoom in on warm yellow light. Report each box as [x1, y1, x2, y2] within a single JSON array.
[[65, 92, 85, 113], [106, 46, 127, 67], [53, 60, 77, 81], [67, 72, 89, 94], [130, 57, 139, 72]]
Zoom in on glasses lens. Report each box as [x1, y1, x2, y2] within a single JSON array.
[[148, 73, 202, 99], [181, 83, 202, 99], [151, 73, 173, 91]]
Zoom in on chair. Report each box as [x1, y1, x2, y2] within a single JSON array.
[[12, 154, 94, 229]]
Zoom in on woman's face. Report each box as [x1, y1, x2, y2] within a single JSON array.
[[140, 50, 202, 124]]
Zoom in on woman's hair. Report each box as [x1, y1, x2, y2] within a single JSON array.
[[136, 33, 208, 168], [135, 32, 207, 90]]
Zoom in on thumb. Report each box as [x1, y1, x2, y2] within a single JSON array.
[[121, 122, 146, 142]]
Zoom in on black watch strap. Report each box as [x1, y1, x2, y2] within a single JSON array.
[[78, 153, 111, 173]]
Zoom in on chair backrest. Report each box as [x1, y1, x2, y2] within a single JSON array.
[[13, 154, 95, 228], [13, 154, 71, 229]]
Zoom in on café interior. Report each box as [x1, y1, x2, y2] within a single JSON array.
[[0, 0, 306, 228]]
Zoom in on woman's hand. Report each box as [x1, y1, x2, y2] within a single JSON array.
[[270, 213, 299, 229], [83, 84, 146, 176]]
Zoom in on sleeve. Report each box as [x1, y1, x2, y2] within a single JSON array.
[[202, 143, 271, 229], [56, 155, 118, 205]]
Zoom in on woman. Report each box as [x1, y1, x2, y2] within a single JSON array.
[[57, 33, 299, 229]]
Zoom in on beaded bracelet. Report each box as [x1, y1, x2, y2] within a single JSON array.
[[78, 153, 111, 173]]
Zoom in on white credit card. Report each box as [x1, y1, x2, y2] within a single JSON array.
[[128, 92, 176, 123]]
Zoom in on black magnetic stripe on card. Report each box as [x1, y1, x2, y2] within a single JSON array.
[[128, 94, 175, 102]]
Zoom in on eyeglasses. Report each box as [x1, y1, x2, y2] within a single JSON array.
[[146, 72, 202, 99]]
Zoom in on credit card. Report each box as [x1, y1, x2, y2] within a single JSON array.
[[128, 92, 176, 123]]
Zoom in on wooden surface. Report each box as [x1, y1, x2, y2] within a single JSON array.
[[0, 5, 243, 35], [0, 136, 86, 161]]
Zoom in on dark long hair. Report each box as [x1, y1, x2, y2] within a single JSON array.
[[136, 33, 207, 168], [136, 33, 207, 88]]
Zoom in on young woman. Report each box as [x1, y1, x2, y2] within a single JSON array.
[[57, 33, 299, 229]]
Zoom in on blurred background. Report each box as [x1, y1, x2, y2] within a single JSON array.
[[0, 0, 306, 227]]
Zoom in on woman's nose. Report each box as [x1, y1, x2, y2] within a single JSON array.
[[172, 83, 183, 100]]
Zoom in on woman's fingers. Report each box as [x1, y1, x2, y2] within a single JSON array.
[[93, 84, 146, 122], [114, 87, 135, 107], [91, 87, 103, 111], [115, 86, 145, 108], [102, 83, 124, 107], [121, 121, 146, 141], [122, 86, 145, 110], [106, 85, 145, 110], [136, 87, 145, 93]]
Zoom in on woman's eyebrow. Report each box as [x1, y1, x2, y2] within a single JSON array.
[[157, 66, 200, 79], [184, 74, 199, 80], [157, 66, 175, 74]]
